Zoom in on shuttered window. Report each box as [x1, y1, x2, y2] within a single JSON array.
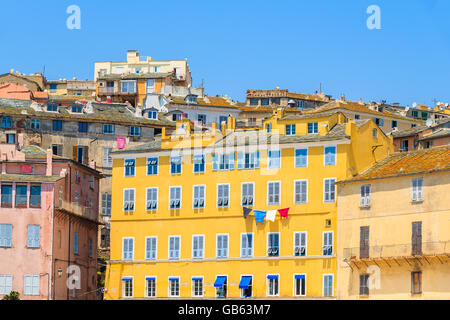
[[192, 235, 204, 259], [412, 178, 423, 202], [217, 235, 228, 258], [267, 233, 280, 257], [145, 237, 157, 260], [101, 193, 112, 216], [0, 224, 12, 248], [0, 275, 13, 295], [324, 146, 336, 166], [360, 274, 370, 296], [169, 187, 181, 209], [217, 184, 229, 208], [267, 182, 280, 205], [295, 180, 308, 204], [24, 275, 40, 296], [360, 226, 370, 259], [294, 232, 307, 256], [241, 233, 253, 257], [193, 185, 205, 209], [241, 183, 254, 206], [169, 236, 180, 259], [123, 189, 135, 211], [146, 188, 158, 211], [323, 231, 333, 256], [323, 274, 333, 297], [123, 238, 134, 260], [27, 225, 40, 248], [412, 222, 422, 255], [360, 185, 371, 207], [324, 179, 336, 202]]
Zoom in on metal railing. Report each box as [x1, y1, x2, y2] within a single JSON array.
[[98, 87, 119, 95], [343, 241, 450, 260]]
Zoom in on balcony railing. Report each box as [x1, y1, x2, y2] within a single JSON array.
[[343, 241, 450, 261], [55, 200, 98, 222], [98, 87, 119, 95]]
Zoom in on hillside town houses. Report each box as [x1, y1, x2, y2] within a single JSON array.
[[0, 50, 449, 300]]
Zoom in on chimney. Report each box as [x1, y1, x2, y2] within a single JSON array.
[[46, 149, 53, 176]]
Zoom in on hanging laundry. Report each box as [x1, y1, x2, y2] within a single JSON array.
[[253, 210, 267, 225], [266, 210, 277, 222], [243, 207, 252, 219], [117, 137, 126, 149], [278, 208, 290, 219]]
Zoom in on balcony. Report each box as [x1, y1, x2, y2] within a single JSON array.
[[55, 200, 99, 222], [343, 241, 450, 267], [98, 87, 119, 95]]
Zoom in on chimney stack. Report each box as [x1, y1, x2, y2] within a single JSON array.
[[46, 149, 53, 176]]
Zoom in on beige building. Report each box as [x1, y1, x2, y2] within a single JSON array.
[[337, 146, 450, 299]]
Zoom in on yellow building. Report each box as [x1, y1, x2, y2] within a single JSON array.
[[337, 146, 450, 299], [104, 110, 393, 300]]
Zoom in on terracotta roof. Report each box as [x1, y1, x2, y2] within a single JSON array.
[[32, 92, 49, 98], [168, 95, 240, 110], [0, 173, 64, 183], [418, 128, 450, 141], [307, 100, 423, 123], [391, 125, 428, 138], [341, 146, 450, 183], [0, 83, 32, 100]]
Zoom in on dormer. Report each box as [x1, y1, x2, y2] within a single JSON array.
[[46, 103, 59, 112], [185, 94, 198, 104], [70, 104, 83, 113], [144, 107, 159, 120]]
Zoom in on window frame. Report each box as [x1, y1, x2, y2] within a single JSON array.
[[122, 277, 134, 298], [145, 275, 157, 298], [192, 234, 205, 259], [268, 149, 281, 169], [267, 232, 280, 257], [324, 145, 337, 166], [191, 276, 204, 297], [412, 177, 423, 202], [146, 187, 158, 211], [169, 186, 182, 210], [293, 274, 307, 297], [294, 180, 308, 204], [241, 182, 255, 207], [123, 188, 135, 212], [323, 178, 337, 203], [168, 235, 181, 260], [146, 157, 159, 176], [216, 233, 229, 258], [294, 231, 307, 256], [294, 148, 308, 168], [267, 181, 281, 206], [124, 158, 136, 177], [323, 274, 334, 297], [266, 274, 280, 297], [193, 185, 206, 209], [168, 276, 180, 297], [217, 184, 230, 208], [322, 231, 334, 256], [240, 232, 254, 258], [145, 236, 158, 260]]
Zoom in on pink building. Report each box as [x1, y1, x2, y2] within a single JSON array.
[[0, 137, 102, 300]]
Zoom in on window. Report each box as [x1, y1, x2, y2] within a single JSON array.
[[372, 128, 378, 138], [411, 272, 422, 294], [294, 275, 306, 296], [123, 189, 135, 211], [146, 188, 158, 211], [124, 159, 135, 176], [323, 231, 333, 256], [101, 193, 112, 216], [197, 114, 206, 125], [212, 153, 235, 171], [1, 185, 12, 208], [169, 278, 180, 297], [30, 119, 41, 130], [169, 236, 180, 259], [192, 278, 203, 297], [421, 112, 428, 120], [324, 146, 336, 166], [89, 237, 93, 258], [129, 126, 141, 137], [72, 233, 80, 255], [360, 226, 370, 259], [193, 185, 205, 209], [267, 182, 280, 206], [217, 234, 228, 258], [0, 275, 13, 295], [286, 124, 296, 135], [193, 154, 205, 173], [186, 95, 198, 103], [240, 276, 252, 298], [27, 225, 40, 248], [78, 122, 88, 133], [122, 278, 133, 298], [148, 111, 158, 119], [52, 120, 62, 131], [47, 104, 58, 112], [169, 187, 181, 209], [146, 277, 156, 297], [267, 275, 279, 296], [215, 276, 228, 298], [360, 274, 369, 296], [354, 114, 361, 120], [102, 148, 113, 167], [123, 238, 134, 260], [147, 157, 158, 175], [170, 156, 182, 174], [172, 113, 182, 121], [24, 275, 40, 296], [261, 98, 269, 106], [250, 98, 258, 106], [71, 106, 82, 113], [49, 84, 57, 93], [75, 146, 88, 164], [237, 152, 260, 170], [391, 120, 398, 129], [1, 116, 12, 128], [294, 232, 307, 256], [360, 185, 371, 207], [52, 144, 62, 156], [102, 124, 115, 134], [146, 79, 155, 93], [192, 235, 204, 259], [6, 134, 15, 144], [323, 274, 333, 297], [217, 184, 229, 208], [412, 178, 423, 202], [267, 233, 280, 257], [308, 122, 318, 134], [266, 123, 272, 133], [241, 233, 253, 257], [121, 81, 136, 93], [268, 150, 281, 169], [294, 180, 308, 204], [219, 116, 228, 126], [412, 221, 422, 256], [374, 118, 384, 127], [324, 178, 336, 202], [15, 185, 27, 208], [412, 110, 419, 118], [295, 149, 308, 168], [0, 224, 12, 248], [145, 237, 157, 260], [241, 183, 254, 207]]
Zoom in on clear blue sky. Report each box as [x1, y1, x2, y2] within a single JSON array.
[[0, 0, 449, 106]]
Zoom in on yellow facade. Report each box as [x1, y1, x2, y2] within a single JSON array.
[[337, 168, 450, 300], [105, 112, 393, 300]]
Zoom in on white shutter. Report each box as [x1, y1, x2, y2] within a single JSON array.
[[32, 276, 40, 295]]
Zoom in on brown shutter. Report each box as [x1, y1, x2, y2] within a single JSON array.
[[412, 222, 422, 255], [360, 226, 370, 259], [72, 146, 77, 161], [83, 146, 89, 165]]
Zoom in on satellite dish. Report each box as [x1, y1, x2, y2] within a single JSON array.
[[412, 102, 417, 109], [445, 103, 449, 107], [405, 106, 410, 112], [426, 119, 433, 127]]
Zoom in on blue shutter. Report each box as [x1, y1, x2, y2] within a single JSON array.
[[292, 124, 296, 135], [237, 153, 244, 169], [255, 152, 260, 169], [212, 154, 218, 171], [228, 153, 235, 170]]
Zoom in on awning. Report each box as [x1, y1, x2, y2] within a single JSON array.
[[192, 277, 202, 281], [169, 277, 179, 281], [295, 275, 305, 280], [214, 276, 227, 287], [122, 277, 132, 281], [239, 276, 252, 289], [145, 277, 156, 281], [267, 275, 278, 280]]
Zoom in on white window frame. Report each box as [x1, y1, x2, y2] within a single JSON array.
[[193, 154, 206, 173], [101, 193, 112, 216], [412, 177, 423, 202], [323, 178, 336, 203], [122, 276, 134, 298], [239, 274, 253, 298], [193, 185, 206, 209], [294, 179, 308, 204], [294, 231, 307, 256], [122, 237, 135, 261], [360, 184, 371, 207], [267, 232, 280, 257], [266, 274, 280, 297], [124, 158, 136, 177], [217, 184, 230, 208], [170, 155, 183, 175], [240, 232, 254, 258], [121, 80, 136, 93], [168, 235, 181, 260], [146, 187, 158, 211], [324, 145, 337, 166], [192, 235, 205, 259], [0, 275, 13, 295], [27, 225, 40, 248], [144, 275, 157, 298], [241, 182, 255, 207], [168, 276, 180, 297], [146, 157, 159, 176], [24, 275, 40, 296], [145, 236, 157, 260], [191, 276, 204, 297], [169, 186, 182, 210], [293, 274, 307, 297], [268, 149, 281, 169], [267, 181, 281, 206], [123, 188, 135, 212], [323, 274, 334, 297], [295, 148, 308, 168], [216, 234, 229, 258], [322, 231, 334, 256]]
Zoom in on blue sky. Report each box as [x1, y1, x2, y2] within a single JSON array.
[[0, 0, 449, 106]]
